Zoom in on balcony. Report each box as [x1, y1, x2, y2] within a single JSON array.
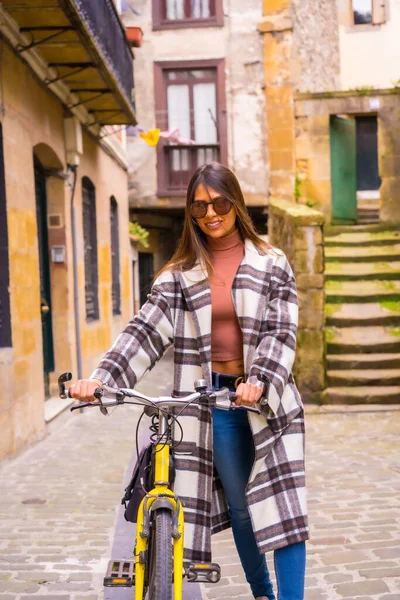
[[1, 0, 136, 125], [159, 144, 220, 195]]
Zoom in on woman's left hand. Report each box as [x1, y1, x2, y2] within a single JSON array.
[[234, 382, 263, 406]]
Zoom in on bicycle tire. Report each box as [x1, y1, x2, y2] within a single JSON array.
[[147, 508, 173, 600]]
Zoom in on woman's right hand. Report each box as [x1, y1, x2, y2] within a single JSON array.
[[69, 379, 103, 402]]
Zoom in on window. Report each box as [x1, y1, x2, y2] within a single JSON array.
[[351, 0, 386, 25], [152, 0, 223, 29], [154, 60, 227, 194], [110, 197, 121, 315], [0, 124, 12, 348], [82, 177, 99, 321]]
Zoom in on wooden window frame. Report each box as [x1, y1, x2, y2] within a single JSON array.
[[348, 0, 386, 26], [82, 177, 99, 322], [152, 0, 223, 30], [0, 123, 12, 348], [110, 196, 121, 316], [154, 58, 227, 197]]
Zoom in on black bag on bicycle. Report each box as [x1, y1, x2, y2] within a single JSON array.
[[122, 443, 154, 523], [121, 443, 176, 523]]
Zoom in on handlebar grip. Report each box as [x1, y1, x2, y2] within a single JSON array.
[[228, 391, 260, 415]]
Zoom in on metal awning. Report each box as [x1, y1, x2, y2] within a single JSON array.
[[2, 0, 137, 125]]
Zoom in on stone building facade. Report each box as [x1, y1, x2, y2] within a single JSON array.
[[0, 1, 137, 461], [122, 0, 268, 274], [260, 0, 400, 225]]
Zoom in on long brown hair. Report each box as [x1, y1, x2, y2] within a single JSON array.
[[158, 162, 272, 277]]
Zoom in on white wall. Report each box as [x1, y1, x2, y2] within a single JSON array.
[[338, 0, 400, 90]]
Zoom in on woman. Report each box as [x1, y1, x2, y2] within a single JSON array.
[[70, 163, 309, 600]]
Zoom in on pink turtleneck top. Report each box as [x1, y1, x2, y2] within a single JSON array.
[[207, 229, 244, 361]]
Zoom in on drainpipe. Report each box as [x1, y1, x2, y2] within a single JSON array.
[[68, 163, 83, 380]]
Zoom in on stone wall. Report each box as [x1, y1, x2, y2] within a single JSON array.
[[291, 0, 340, 94], [295, 88, 400, 224], [269, 199, 325, 403]]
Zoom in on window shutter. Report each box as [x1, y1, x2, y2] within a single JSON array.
[[337, 0, 353, 26], [110, 197, 121, 316], [372, 0, 386, 24], [82, 178, 99, 321]]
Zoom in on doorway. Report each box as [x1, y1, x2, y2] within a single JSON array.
[[139, 253, 154, 308], [356, 116, 380, 191], [34, 156, 55, 398]]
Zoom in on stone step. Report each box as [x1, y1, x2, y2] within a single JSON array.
[[325, 244, 400, 262], [321, 386, 400, 404], [325, 261, 400, 280], [324, 223, 399, 235], [327, 369, 400, 387], [325, 231, 400, 247], [327, 353, 400, 370], [325, 280, 400, 303], [325, 302, 400, 327], [326, 326, 400, 354]]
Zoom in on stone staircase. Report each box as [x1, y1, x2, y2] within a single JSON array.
[[322, 224, 400, 403]]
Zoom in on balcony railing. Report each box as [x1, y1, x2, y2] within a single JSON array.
[[162, 144, 220, 192], [70, 0, 134, 107]]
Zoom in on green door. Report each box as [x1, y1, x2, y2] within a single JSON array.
[[34, 157, 54, 398], [330, 115, 357, 223]]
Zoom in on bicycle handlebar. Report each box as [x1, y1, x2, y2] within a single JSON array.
[[58, 373, 261, 415]]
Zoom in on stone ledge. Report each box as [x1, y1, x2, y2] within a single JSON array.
[[258, 14, 292, 33], [269, 198, 325, 226]]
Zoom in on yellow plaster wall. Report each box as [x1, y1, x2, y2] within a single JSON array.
[[0, 45, 130, 461], [261, 0, 296, 202]]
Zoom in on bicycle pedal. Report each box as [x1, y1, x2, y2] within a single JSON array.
[[104, 559, 135, 587], [186, 562, 221, 583]]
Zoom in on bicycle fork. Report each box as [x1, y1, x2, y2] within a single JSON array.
[[135, 439, 185, 600]]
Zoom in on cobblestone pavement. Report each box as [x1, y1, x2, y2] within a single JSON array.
[[1, 353, 399, 599], [201, 406, 400, 600]]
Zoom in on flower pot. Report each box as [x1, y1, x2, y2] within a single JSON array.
[[126, 26, 143, 48]]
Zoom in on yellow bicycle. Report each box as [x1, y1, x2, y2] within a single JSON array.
[[58, 373, 259, 600]]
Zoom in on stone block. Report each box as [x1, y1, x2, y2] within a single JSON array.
[[269, 149, 295, 171], [296, 273, 324, 289], [379, 177, 400, 224], [298, 290, 324, 329], [268, 127, 295, 152], [293, 359, 325, 393], [379, 153, 400, 178], [308, 114, 330, 137], [294, 226, 323, 250], [296, 330, 325, 362], [293, 245, 324, 274], [263, 0, 290, 16]]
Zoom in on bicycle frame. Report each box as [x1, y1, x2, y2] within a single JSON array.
[[134, 410, 184, 600], [58, 373, 261, 599]]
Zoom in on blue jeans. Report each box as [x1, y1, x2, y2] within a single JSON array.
[[213, 405, 306, 599]]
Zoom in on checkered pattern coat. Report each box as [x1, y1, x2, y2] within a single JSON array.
[[92, 239, 309, 561]]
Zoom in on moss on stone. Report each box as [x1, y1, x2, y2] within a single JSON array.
[[389, 327, 400, 337], [325, 327, 336, 343], [379, 300, 400, 312], [325, 304, 340, 317]]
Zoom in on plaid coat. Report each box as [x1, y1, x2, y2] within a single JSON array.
[[92, 239, 309, 561]]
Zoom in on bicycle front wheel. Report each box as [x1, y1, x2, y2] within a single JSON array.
[[148, 508, 173, 600]]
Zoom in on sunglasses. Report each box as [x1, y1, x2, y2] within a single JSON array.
[[190, 197, 233, 219]]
